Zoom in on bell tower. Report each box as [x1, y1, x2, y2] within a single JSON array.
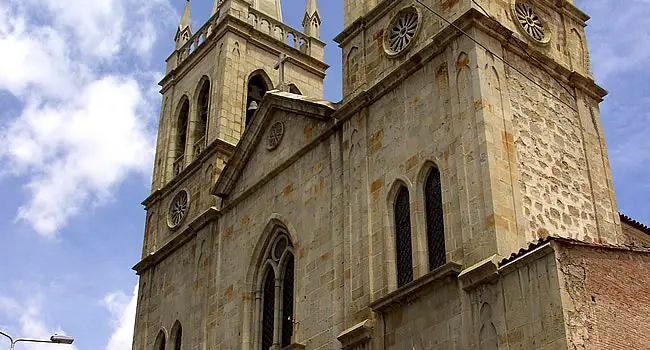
[[149, 0, 328, 191], [335, 0, 622, 267], [134, 2, 328, 347]]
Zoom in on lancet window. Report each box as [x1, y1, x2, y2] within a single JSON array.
[[194, 80, 210, 157], [174, 99, 190, 176], [172, 321, 182, 350], [258, 232, 295, 350], [424, 167, 446, 270], [394, 186, 414, 287], [155, 330, 166, 350]]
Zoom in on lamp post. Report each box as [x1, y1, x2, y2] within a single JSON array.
[[0, 331, 74, 350]]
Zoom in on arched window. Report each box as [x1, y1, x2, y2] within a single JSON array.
[[394, 186, 414, 287], [154, 330, 166, 350], [281, 254, 294, 348], [424, 167, 446, 270], [246, 74, 269, 126], [171, 321, 182, 350], [174, 99, 189, 176], [195, 80, 210, 156], [257, 233, 295, 349], [261, 268, 275, 350]]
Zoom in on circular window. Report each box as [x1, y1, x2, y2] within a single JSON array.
[[168, 190, 189, 229], [513, 2, 549, 44], [272, 235, 289, 261], [385, 7, 421, 56]]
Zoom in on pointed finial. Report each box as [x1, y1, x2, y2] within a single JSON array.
[[175, 0, 192, 48], [305, 0, 319, 17], [302, 0, 321, 38], [179, 0, 192, 32]]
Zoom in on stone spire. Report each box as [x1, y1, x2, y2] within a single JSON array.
[[175, 0, 192, 49], [302, 0, 321, 39], [255, 0, 283, 22]]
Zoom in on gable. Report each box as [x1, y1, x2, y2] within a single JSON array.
[[213, 91, 336, 201]]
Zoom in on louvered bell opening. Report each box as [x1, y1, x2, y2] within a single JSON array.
[[394, 186, 414, 287], [261, 269, 275, 350], [425, 168, 446, 271], [281, 255, 295, 348]]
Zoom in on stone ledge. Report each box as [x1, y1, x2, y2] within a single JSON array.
[[337, 319, 374, 349], [369, 262, 462, 313], [281, 343, 306, 350], [132, 207, 219, 274], [458, 254, 501, 292]]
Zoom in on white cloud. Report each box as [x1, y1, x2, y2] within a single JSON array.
[[104, 285, 138, 350], [578, 0, 650, 83], [0, 0, 176, 237], [0, 294, 77, 350]]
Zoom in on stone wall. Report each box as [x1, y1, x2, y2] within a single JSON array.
[[556, 243, 650, 350], [212, 107, 344, 349]]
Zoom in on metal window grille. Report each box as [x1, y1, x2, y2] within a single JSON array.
[[281, 255, 295, 348], [425, 168, 446, 271], [261, 270, 275, 350], [394, 186, 414, 287]]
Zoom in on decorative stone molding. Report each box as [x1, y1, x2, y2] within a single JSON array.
[[512, 1, 550, 44], [337, 319, 373, 349], [384, 6, 422, 57]]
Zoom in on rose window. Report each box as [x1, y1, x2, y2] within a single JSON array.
[[168, 190, 189, 229], [514, 2, 548, 43], [386, 7, 420, 56]]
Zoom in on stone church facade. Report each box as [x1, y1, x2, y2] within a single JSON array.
[[132, 0, 650, 349]]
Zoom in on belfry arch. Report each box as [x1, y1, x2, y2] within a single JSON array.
[[245, 70, 272, 127]]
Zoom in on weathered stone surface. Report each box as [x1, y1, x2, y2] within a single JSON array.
[[132, 1, 650, 350]]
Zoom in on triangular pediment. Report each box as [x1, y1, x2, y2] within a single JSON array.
[[212, 91, 336, 199]]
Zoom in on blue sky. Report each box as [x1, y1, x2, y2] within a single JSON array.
[[0, 0, 647, 349]]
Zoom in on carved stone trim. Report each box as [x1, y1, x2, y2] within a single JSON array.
[[384, 6, 422, 57], [337, 319, 374, 349], [512, 1, 551, 45]]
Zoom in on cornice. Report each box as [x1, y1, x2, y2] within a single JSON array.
[[212, 92, 336, 201], [142, 138, 235, 209], [132, 207, 220, 274], [369, 262, 462, 313]]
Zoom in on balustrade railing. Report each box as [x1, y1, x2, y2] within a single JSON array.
[[176, 5, 317, 67], [246, 8, 311, 53]]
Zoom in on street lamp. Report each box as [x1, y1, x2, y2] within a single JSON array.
[[0, 331, 74, 349]]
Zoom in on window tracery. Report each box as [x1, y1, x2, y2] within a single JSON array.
[[257, 232, 295, 349]]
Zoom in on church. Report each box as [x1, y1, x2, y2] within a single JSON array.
[[132, 0, 650, 349]]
